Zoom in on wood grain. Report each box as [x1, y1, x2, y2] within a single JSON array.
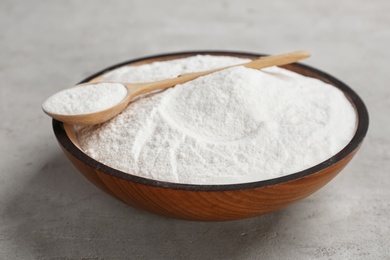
[[60, 143, 358, 220]]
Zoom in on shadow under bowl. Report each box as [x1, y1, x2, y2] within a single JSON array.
[[53, 51, 369, 221]]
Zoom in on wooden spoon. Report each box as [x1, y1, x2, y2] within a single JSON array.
[[42, 51, 310, 125]]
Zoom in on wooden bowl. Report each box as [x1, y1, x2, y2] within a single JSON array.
[[53, 51, 369, 221]]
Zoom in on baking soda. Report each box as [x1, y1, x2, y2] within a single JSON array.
[[76, 55, 356, 184], [42, 83, 127, 115]]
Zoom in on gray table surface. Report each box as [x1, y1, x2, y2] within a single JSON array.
[[1, 0, 389, 259]]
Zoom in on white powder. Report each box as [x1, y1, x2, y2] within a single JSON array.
[[103, 55, 251, 83], [76, 55, 356, 184], [42, 83, 127, 115]]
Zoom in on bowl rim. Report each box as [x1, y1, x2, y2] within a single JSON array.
[[53, 50, 369, 191]]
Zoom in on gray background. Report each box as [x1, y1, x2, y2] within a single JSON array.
[[1, 0, 389, 259]]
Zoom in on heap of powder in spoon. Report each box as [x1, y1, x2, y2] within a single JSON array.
[[76, 55, 356, 184], [42, 83, 127, 115]]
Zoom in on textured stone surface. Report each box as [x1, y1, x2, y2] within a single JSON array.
[[0, 0, 389, 259]]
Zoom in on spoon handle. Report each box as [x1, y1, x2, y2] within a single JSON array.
[[126, 51, 311, 97], [238, 50, 310, 70]]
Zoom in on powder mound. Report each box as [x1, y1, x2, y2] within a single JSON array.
[[159, 67, 266, 142], [103, 55, 251, 83], [76, 56, 357, 185], [43, 83, 127, 115]]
